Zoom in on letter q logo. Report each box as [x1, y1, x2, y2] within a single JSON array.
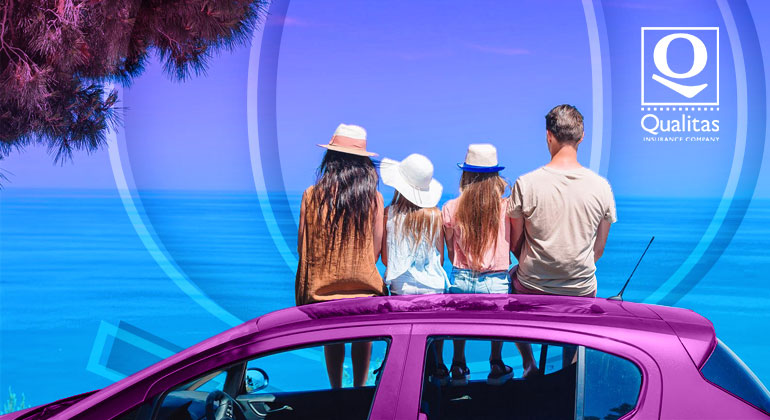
[[642, 27, 719, 106]]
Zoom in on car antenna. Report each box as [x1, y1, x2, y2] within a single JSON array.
[[608, 236, 655, 302]]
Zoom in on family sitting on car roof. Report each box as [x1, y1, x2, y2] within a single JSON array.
[[294, 104, 617, 389]]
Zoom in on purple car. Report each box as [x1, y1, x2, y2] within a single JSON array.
[[4, 294, 770, 419]]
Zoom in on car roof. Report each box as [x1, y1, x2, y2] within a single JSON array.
[[254, 294, 715, 365], [39, 295, 715, 420]]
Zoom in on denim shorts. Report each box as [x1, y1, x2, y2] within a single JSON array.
[[447, 267, 511, 294]]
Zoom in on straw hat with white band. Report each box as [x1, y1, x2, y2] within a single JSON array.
[[317, 124, 378, 157], [380, 154, 443, 208]]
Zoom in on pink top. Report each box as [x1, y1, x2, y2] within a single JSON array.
[[441, 197, 511, 272]]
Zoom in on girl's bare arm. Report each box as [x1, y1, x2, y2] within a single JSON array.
[[298, 190, 307, 253], [381, 206, 389, 266], [444, 225, 454, 263], [372, 193, 384, 261], [437, 224, 445, 266], [510, 216, 525, 261]]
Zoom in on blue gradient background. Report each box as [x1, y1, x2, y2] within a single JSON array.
[[2, 0, 770, 410]]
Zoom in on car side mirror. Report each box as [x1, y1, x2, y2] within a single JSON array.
[[245, 367, 269, 393]]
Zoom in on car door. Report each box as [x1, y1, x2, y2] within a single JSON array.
[[94, 323, 412, 420], [235, 338, 392, 420], [395, 321, 662, 420]]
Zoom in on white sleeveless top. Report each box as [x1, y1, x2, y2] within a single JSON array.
[[385, 211, 449, 295]]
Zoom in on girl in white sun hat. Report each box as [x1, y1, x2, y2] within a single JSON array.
[[380, 153, 447, 295], [380, 153, 450, 384]]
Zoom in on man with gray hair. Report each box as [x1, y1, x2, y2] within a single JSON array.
[[509, 104, 617, 297]]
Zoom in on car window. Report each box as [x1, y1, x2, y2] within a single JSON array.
[[419, 337, 642, 420], [583, 347, 642, 420], [701, 339, 770, 414], [151, 338, 389, 420], [240, 339, 389, 419], [185, 370, 227, 393], [149, 370, 229, 420], [244, 340, 388, 392]]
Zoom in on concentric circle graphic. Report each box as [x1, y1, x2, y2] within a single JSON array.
[[109, 0, 767, 327], [643, 0, 765, 305]]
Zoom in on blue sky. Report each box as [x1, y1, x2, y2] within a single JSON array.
[[2, 0, 770, 198], [4, 0, 770, 405]]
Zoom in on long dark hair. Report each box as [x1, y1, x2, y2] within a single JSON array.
[[455, 171, 509, 270], [308, 150, 379, 254]]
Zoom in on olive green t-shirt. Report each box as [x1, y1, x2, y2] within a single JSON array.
[[509, 166, 617, 296]]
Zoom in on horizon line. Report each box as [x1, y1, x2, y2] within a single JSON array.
[[1, 186, 766, 201]]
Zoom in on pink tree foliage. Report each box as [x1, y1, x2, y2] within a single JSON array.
[[0, 0, 265, 163]]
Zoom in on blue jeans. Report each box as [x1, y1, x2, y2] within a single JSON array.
[[448, 267, 511, 294]]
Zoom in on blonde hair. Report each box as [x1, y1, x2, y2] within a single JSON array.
[[388, 192, 442, 249], [455, 171, 509, 270]]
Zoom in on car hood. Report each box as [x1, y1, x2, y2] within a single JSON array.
[[0, 391, 98, 420]]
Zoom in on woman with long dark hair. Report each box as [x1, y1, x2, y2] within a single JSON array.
[[296, 124, 386, 388]]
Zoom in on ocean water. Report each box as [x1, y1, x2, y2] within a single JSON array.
[[1, 189, 770, 410]]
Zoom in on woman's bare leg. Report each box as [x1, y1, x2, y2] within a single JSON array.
[[435, 339, 445, 366], [515, 342, 540, 378], [451, 339, 467, 378], [324, 343, 345, 388], [351, 341, 372, 387], [490, 340, 503, 361]]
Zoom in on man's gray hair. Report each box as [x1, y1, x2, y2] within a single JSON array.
[[545, 104, 584, 144]]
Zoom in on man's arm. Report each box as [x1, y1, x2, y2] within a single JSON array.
[[510, 216, 525, 261], [594, 219, 611, 262]]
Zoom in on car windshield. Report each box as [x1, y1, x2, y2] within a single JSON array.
[[152, 339, 390, 420], [701, 339, 770, 414]]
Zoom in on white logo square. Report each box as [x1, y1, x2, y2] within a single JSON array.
[[641, 27, 719, 106]]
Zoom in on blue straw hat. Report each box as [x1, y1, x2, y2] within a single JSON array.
[[457, 143, 505, 172]]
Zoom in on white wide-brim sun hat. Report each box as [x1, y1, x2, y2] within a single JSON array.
[[380, 153, 443, 208]]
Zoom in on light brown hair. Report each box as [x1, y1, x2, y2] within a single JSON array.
[[455, 171, 509, 270], [389, 192, 442, 249]]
